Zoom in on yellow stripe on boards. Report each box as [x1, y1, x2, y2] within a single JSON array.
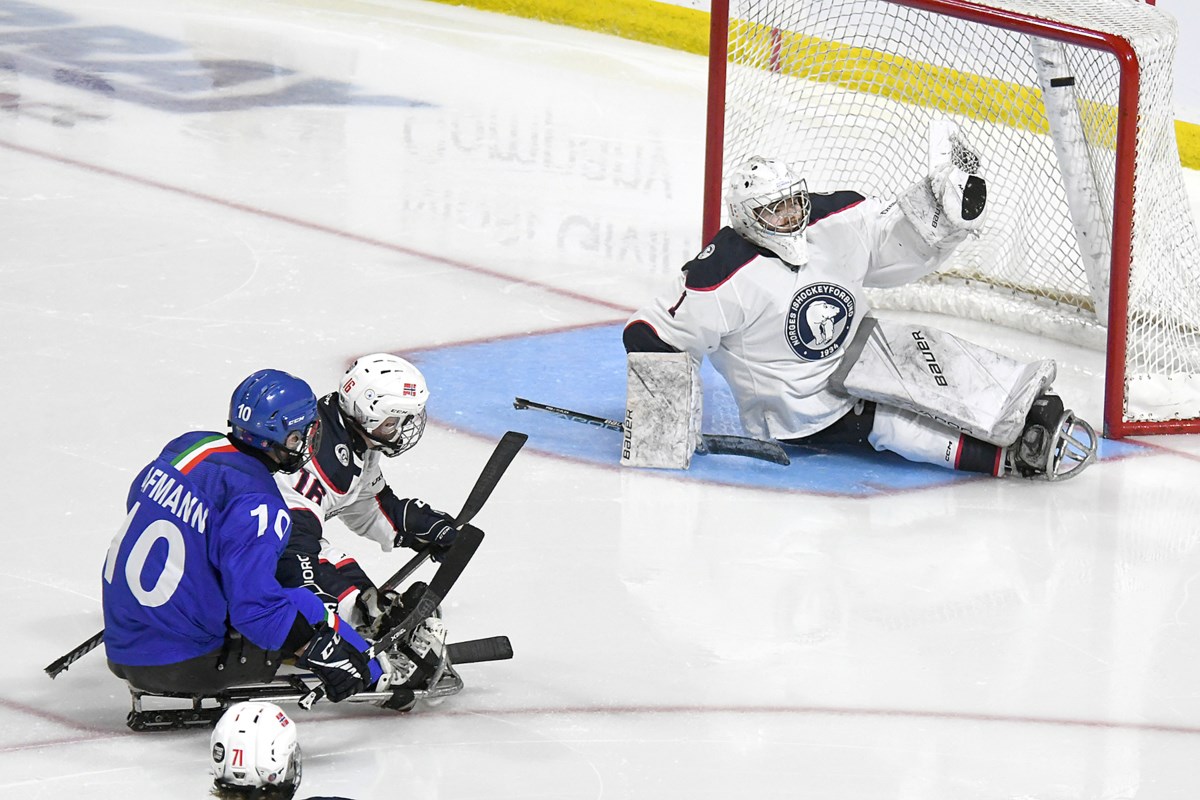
[[1178, 121, 1200, 168], [422, 0, 1200, 169], [730, 21, 1050, 135], [426, 0, 711, 53]]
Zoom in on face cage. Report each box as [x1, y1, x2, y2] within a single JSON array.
[[274, 419, 321, 473], [362, 408, 427, 457], [749, 179, 810, 235]]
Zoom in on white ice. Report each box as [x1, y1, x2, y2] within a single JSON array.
[[5, 0, 1200, 798]]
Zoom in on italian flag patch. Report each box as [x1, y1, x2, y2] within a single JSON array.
[[172, 435, 237, 475]]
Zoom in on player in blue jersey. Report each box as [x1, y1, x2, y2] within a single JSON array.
[[102, 369, 408, 704]]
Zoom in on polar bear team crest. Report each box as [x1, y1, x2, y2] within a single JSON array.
[[785, 283, 856, 361]]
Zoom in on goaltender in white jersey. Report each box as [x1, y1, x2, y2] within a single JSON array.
[[623, 124, 1097, 481]]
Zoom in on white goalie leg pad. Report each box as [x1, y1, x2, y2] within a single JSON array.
[[831, 318, 1056, 446], [621, 351, 702, 469], [868, 405, 967, 470]]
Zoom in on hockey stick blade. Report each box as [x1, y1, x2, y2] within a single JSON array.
[[44, 629, 105, 679], [513, 396, 789, 465], [299, 525, 485, 710], [379, 431, 526, 593], [453, 431, 527, 527], [700, 434, 790, 465], [446, 635, 513, 665]]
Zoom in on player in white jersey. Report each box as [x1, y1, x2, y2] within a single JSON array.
[[624, 127, 1096, 480], [274, 354, 459, 686]]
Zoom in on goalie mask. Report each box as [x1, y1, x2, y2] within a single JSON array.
[[338, 353, 429, 457], [211, 701, 302, 799], [727, 156, 812, 266]]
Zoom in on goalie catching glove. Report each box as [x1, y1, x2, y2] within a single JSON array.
[[931, 165, 986, 232], [929, 118, 986, 230], [899, 119, 988, 246]]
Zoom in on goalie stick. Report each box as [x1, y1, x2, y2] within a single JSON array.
[[45, 430, 528, 681], [299, 524, 484, 709], [512, 396, 790, 466]]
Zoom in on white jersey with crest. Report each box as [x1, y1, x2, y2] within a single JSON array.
[[274, 393, 399, 552], [626, 191, 962, 440]]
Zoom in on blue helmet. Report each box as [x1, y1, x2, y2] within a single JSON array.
[[228, 369, 320, 472]]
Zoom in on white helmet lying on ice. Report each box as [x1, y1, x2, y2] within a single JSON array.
[[727, 156, 812, 266], [338, 352, 429, 457], [210, 701, 302, 798]]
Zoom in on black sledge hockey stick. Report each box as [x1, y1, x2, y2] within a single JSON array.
[[445, 635, 513, 664], [44, 629, 104, 679], [299, 524, 485, 710], [45, 432, 527, 680], [378, 430, 527, 593], [512, 396, 790, 466]]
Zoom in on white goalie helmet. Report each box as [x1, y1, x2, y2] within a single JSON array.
[[727, 156, 812, 266], [210, 701, 302, 798], [338, 353, 429, 457]]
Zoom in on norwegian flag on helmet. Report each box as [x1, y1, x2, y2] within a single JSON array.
[[403, 383, 417, 397]]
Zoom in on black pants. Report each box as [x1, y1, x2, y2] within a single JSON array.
[[780, 401, 878, 447], [108, 633, 283, 695]]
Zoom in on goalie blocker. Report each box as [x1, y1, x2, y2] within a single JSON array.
[[621, 351, 703, 469]]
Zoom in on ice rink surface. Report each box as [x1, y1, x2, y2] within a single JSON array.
[[6, 0, 1200, 797]]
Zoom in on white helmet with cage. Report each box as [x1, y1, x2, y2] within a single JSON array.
[[727, 156, 812, 266], [210, 701, 302, 798], [338, 353, 429, 457]]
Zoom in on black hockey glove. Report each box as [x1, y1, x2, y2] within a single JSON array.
[[397, 499, 459, 561], [298, 623, 370, 702]]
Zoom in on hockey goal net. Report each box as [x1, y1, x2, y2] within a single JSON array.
[[704, 0, 1200, 437]]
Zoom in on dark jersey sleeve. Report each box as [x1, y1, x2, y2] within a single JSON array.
[[624, 227, 762, 357], [282, 507, 323, 556], [623, 320, 680, 353]]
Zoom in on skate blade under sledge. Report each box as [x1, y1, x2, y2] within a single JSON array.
[[125, 635, 511, 731], [127, 665, 464, 731]]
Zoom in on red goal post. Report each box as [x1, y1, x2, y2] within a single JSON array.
[[703, 0, 1200, 438]]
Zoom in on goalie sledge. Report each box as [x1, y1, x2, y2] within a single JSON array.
[[622, 120, 1097, 480]]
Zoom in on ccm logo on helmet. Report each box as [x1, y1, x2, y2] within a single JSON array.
[[912, 330, 949, 387]]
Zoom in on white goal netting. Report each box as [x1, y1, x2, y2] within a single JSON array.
[[711, 0, 1200, 433]]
